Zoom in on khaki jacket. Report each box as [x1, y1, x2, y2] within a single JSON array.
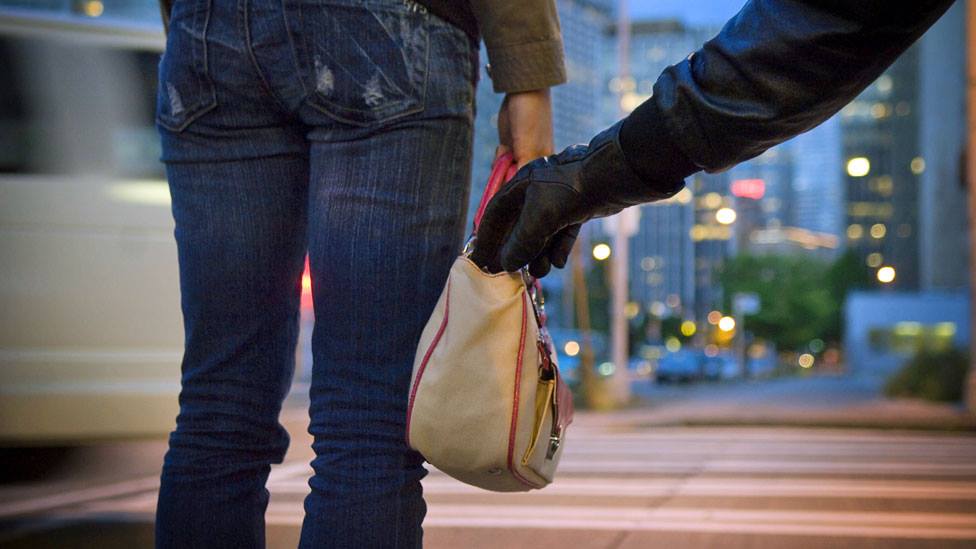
[[469, 0, 566, 92], [158, 0, 565, 94]]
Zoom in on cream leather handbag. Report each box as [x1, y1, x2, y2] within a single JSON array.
[[405, 154, 574, 492]]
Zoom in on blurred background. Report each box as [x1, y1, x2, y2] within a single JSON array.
[[1, 1, 975, 548]]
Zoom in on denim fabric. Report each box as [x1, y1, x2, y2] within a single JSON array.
[[154, 1, 477, 547]]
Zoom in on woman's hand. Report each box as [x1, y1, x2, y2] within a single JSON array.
[[496, 89, 554, 168]]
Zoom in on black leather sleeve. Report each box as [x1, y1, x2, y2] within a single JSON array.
[[620, 0, 956, 178]]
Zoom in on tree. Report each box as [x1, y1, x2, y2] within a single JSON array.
[[823, 249, 873, 342], [718, 252, 870, 351]]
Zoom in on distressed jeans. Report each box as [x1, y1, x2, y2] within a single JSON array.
[[154, 1, 477, 547]]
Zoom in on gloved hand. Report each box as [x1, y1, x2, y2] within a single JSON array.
[[470, 120, 685, 277]]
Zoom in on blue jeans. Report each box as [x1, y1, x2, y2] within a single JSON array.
[[154, 1, 477, 547]]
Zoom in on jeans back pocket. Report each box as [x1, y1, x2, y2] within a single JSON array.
[[300, 0, 429, 127], [156, 0, 217, 132]]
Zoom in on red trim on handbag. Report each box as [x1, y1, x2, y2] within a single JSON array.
[[507, 292, 543, 488], [405, 279, 451, 449], [473, 153, 518, 232]]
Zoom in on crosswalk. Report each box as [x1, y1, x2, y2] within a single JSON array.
[[259, 426, 976, 544], [5, 424, 976, 547]]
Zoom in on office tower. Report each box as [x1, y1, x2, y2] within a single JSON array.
[[918, 1, 967, 290], [841, 45, 921, 289], [601, 19, 720, 321], [790, 115, 845, 249], [690, 172, 734, 321]]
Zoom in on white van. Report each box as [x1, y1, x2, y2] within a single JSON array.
[[0, 10, 182, 444]]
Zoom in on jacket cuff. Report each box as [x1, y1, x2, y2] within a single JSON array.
[[619, 98, 700, 188], [486, 37, 567, 93]]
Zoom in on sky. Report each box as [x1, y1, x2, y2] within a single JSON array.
[[629, 0, 745, 26]]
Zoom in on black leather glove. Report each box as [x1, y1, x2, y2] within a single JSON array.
[[471, 120, 684, 277]]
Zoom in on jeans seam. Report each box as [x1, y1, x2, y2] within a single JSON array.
[[279, 0, 309, 98], [241, 0, 292, 114]]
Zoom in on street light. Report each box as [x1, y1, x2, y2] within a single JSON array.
[[846, 157, 871, 177], [718, 316, 736, 332], [592, 243, 611, 261], [564, 340, 580, 357], [910, 156, 926, 175], [877, 265, 896, 284], [702, 192, 723, 209], [707, 310, 722, 325], [716, 207, 737, 225], [81, 0, 104, 17], [665, 337, 681, 352], [680, 320, 697, 337]]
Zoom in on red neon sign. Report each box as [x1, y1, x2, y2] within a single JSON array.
[[731, 179, 766, 200]]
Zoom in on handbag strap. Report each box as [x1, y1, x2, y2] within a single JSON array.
[[472, 152, 518, 233]]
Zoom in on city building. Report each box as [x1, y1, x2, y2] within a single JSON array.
[[629, 190, 695, 320], [918, 0, 968, 291], [840, 45, 922, 289], [844, 291, 969, 382], [600, 19, 723, 323], [689, 172, 734, 322], [725, 119, 844, 259], [788, 114, 846, 249]]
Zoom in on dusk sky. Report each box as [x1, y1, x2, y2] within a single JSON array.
[[629, 0, 745, 26]]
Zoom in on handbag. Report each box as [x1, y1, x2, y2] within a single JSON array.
[[405, 153, 574, 492]]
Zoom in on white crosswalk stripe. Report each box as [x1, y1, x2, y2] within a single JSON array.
[[258, 427, 976, 541], [9, 426, 976, 545]]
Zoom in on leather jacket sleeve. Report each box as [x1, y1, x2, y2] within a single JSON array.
[[621, 0, 956, 179]]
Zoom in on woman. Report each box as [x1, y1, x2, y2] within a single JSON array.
[[154, 0, 565, 547]]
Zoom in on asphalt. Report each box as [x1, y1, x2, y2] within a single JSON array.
[[626, 374, 975, 430], [2, 375, 976, 548]]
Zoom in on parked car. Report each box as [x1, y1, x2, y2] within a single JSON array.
[[703, 353, 740, 381], [655, 350, 702, 383]]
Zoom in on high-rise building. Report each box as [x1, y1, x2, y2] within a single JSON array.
[[727, 141, 843, 258], [600, 19, 721, 322], [727, 147, 793, 251], [629, 191, 696, 319], [790, 115, 845, 247], [690, 172, 734, 321], [840, 45, 922, 289], [918, 0, 967, 291]]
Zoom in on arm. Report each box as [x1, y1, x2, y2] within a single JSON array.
[[469, 0, 566, 93], [470, 0, 566, 168], [622, 0, 956, 179], [473, 0, 955, 275]]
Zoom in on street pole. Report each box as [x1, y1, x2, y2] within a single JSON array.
[[965, 0, 976, 413], [608, 0, 632, 404], [571, 235, 599, 409]]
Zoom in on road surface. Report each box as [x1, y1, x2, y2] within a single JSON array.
[[2, 408, 976, 548]]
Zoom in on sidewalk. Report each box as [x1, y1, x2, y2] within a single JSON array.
[[581, 375, 976, 431]]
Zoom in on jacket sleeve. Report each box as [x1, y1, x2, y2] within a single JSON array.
[[620, 0, 956, 179], [469, 0, 567, 93]]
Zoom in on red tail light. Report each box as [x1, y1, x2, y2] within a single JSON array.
[[301, 256, 313, 310]]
